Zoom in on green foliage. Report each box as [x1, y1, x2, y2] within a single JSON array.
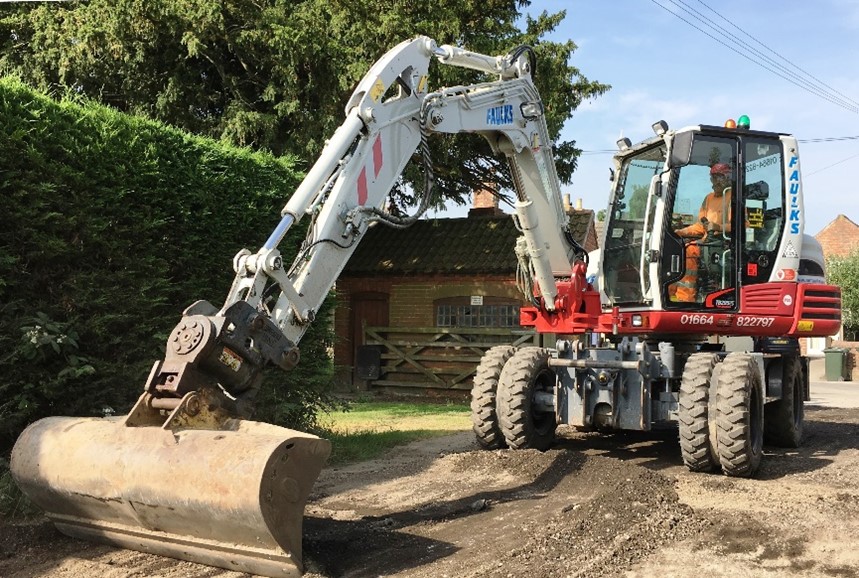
[[0, 1, 608, 210], [827, 248, 859, 334], [627, 184, 649, 219], [253, 292, 347, 433], [0, 312, 97, 444], [0, 77, 335, 450], [0, 458, 39, 519]]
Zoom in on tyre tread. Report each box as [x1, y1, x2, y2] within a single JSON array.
[[715, 352, 763, 477], [497, 347, 556, 451], [679, 353, 719, 472], [470, 345, 517, 449]]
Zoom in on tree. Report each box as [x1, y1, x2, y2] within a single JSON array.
[[0, 0, 608, 210], [627, 184, 648, 219], [826, 249, 859, 340]]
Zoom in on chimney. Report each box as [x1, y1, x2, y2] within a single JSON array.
[[473, 185, 499, 210], [469, 182, 504, 217], [562, 194, 585, 214]]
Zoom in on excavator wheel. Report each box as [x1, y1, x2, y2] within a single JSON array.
[[11, 414, 331, 578], [764, 355, 804, 448], [678, 352, 720, 472], [471, 345, 517, 449], [715, 352, 764, 477], [496, 347, 557, 451]]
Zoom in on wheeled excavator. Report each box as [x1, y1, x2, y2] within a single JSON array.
[[11, 36, 841, 578]]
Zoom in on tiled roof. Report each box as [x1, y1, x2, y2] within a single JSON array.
[[568, 209, 598, 253], [567, 209, 592, 245], [343, 211, 594, 276], [594, 219, 606, 247], [343, 216, 519, 275]]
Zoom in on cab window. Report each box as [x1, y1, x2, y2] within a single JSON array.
[[741, 138, 784, 285]]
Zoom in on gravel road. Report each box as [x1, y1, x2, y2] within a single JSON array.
[[3, 404, 858, 578]]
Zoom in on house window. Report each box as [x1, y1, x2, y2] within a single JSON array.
[[435, 297, 520, 328]]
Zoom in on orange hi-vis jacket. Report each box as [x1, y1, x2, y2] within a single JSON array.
[[671, 188, 732, 302], [676, 188, 733, 238]]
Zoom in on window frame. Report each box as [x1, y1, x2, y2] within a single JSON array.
[[434, 296, 522, 328]]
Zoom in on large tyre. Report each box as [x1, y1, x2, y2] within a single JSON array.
[[497, 347, 557, 451], [678, 353, 720, 472], [470, 345, 517, 449], [764, 355, 804, 448], [715, 352, 764, 477]]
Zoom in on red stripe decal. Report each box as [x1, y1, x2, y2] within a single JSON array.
[[373, 134, 383, 178], [357, 167, 368, 205]]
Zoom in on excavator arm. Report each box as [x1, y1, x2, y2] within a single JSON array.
[[11, 36, 584, 578], [138, 36, 584, 419]]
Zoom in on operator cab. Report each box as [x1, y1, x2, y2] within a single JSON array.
[[601, 120, 792, 313]]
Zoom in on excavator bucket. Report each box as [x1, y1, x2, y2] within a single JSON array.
[[10, 397, 331, 578]]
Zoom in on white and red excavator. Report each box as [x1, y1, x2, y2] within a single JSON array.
[[11, 36, 841, 577]]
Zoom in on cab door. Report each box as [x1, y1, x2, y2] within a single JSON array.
[[662, 134, 739, 309]]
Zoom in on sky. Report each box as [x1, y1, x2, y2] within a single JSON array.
[[430, 0, 859, 236]]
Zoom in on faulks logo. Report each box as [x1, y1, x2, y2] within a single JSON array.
[[788, 155, 801, 235], [486, 104, 514, 126]]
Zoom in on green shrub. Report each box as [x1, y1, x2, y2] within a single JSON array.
[[0, 458, 38, 519], [0, 312, 98, 444], [0, 77, 336, 450]]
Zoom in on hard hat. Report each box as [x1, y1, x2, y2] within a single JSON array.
[[710, 163, 731, 176]]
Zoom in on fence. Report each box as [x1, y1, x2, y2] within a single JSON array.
[[359, 325, 539, 393]]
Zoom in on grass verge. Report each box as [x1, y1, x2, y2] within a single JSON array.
[[320, 400, 471, 465]]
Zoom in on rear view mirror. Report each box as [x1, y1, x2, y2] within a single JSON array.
[[744, 180, 769, 200], [668, 132, 693, 168]]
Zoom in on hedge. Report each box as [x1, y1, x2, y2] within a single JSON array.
[[0, 77, 335, 449]]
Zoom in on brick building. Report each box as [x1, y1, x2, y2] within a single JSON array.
[[816, 214, 859, 259], [333, 200, 596, 391]]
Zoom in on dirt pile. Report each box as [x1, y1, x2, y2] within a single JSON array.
[[305, 448, 706, 578]]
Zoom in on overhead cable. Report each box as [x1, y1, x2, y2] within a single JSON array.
[[695, 0, 859, 109], [649, 0, 858, 113]]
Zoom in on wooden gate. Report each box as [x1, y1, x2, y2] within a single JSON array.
[[360, 325, 538, 393]]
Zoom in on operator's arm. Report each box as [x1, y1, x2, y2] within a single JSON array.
[[675, 196, 709, 239], [676, 221, 706, 239]]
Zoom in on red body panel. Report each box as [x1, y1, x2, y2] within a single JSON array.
[[521, 281, 841, 339]]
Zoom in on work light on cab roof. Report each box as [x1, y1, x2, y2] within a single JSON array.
[[724, 114, 751, 129]]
